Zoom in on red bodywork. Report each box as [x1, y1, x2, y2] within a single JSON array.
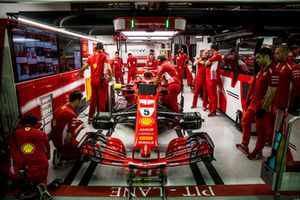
[[80, 69, 214, 174]]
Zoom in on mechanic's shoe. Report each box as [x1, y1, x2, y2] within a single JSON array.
[[191, 105, 197, 109], [36, 183, 52, 200], [236, 143, 249, 154], [247, 149, 263, 160], [88, 118, 93, 124], [208, 111, 216, 117], [52, 149, 62, 169]]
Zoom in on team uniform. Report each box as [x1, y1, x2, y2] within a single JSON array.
[[274, 61, 300, 110], [206, 52, 222, 114], [86, 50, 110, 118], [52, 103, 82, 161], [157, 62, 181, 112], [5, 126, 50, 184], [241, 64, 279, 152], [146, 59, 158, 70], [192, 56, 208, 109], [173, 53, 189, 82], [111, 57, 124, 85], [127, 56, 137, 84]]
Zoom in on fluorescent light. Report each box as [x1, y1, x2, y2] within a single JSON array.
[[18, 17, 104, 43], [127, 37, 149, 40], [127, 36, 171, 41], [122, 31, 177, 37]]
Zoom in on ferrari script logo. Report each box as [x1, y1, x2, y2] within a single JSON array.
[[21, 143, 35, 154], [140, 117, 153, 126]]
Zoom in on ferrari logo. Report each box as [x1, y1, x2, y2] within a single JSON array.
[[24, 127, 31, 131], [93, 63, 97, 69], [140, 117, 153, 126], [21, 143, 35, 154], [133, 62, 136, 65], [263, 72, 267, 76], [61, 105, 67, 110]]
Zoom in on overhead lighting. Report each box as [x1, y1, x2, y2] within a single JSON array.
[[122, 31, 177, 37], [127, 36, 171, 41], [18, 17, 104, 43]]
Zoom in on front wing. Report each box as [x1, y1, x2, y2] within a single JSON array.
[[78, 131, 214, 169]]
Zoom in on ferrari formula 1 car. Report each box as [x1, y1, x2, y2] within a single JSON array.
[[78, 69, 214, 199]]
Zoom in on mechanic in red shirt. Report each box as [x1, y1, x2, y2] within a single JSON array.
[[236, 48, 279, 160], [172, 48, 191, 83], [146, 49, 156, 62], [273, 45, 300, 135], [191, 49, 209, 110], [205, 44, 222, 117], [111, 51, 124, 85], [154, 55, 181, 112], [127, 53, 138, 84], [5, 115, 51, 199], [146, 53, 158, 70], [77, 42, 112, 123], [51, 90, 85, 168]]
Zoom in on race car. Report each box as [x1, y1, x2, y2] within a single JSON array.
[[78, 69, 214, 199]]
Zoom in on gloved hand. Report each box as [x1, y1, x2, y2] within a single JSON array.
[[256, 109, 266, 119]]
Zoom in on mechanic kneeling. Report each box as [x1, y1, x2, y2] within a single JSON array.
[[51, 90, 85, 168], [154, 55, 181, 112], [2, 115, 52, 199]]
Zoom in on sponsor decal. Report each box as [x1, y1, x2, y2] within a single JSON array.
[[24, 127, 31, 131], [93, 63, 97, 68], [139, 128, 154, 132], [139, 136, 153, 141], [140, 117, 153, 126], [21, 143, 35, 154], [138, 141, 154, 145]]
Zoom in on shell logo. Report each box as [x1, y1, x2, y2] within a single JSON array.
[[21, 143, 35, 154], [140, 117, 153, 126], [24, 127, 31, 132], [93, 63, 97, 69]]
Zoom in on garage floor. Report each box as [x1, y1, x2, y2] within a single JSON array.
[[4, 78, 300, 199]]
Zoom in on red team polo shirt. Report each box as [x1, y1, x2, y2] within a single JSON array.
[[7, 126, 50, 178], [195, 56, 206, 79], [206, 52, 222, 80], [127, 56, 137, 68], [173, 53, 189, 68], [274, 61, 300, 109], [87, 50, 109, 79], [111, 57, 123, 72], [157, 62, 181, 85], [146, 60, 158, 70], [52, 104, 79, 148], [249, 64, 279, 112]]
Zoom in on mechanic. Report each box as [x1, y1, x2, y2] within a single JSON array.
[[172, 48, 191, 83], [273, 45, 300, 135], [4, 115, 52, 199], [287, 45, 299, 63], [111, 51, 124, 85], [127, 53, 138, 84], [205, 43, 222, 117], [236, 48, 279, 160], [51, 90, 85, 168], [191, 49, 209, 110], [146, 49, 156, 61], [146, 53, 158, 70], [154, 55, 181, 112], [77, 42, 112, 123]]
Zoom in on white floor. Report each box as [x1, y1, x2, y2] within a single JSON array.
[[47, 79, 273, 187]]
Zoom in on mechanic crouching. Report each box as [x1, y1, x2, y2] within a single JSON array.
[[51, 90, 85, 168], [154, 55, 182, 112], [2, 115, 52, 199]]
